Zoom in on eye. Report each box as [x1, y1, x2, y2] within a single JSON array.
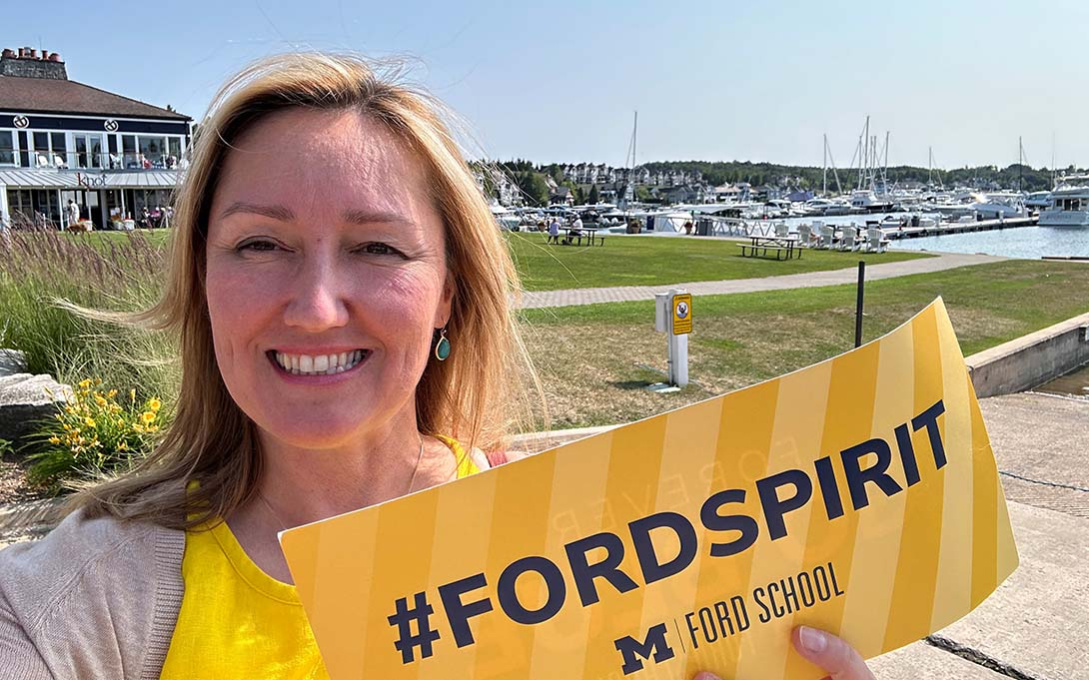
[[355, 242, 406, 258], [236, 238, 282, 253]]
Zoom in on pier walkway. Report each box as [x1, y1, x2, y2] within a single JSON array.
[[885, 216, 1037, 240], [520, 252, 1004, 309]]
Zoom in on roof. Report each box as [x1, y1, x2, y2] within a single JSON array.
[[0, 168, 181, 188], [0, 76, 189, 121]]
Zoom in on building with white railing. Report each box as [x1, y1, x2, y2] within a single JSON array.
[[0, 46, 192, 229]]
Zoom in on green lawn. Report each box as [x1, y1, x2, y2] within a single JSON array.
[[507, 232, 929, 291], [63, 229, 173, 249], [520, 260, 1089, 429]]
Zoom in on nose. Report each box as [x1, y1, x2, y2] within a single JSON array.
[[282, 252, 350, 332]]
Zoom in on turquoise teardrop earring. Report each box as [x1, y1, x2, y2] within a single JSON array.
[[434, 327, 451, 361]]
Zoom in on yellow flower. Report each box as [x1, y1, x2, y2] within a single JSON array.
[[84, 417, 96, 428], [119, 442, 129, 451], [79, 379, 92, 389], [130, 389, 137, 403], [140, 412, 156, 424], [64, 405, 75, 415], [107, 389, 118, 399], [94, 395, 108, 407], [147, 398, 161, 412], [48, 436, 60, 445]]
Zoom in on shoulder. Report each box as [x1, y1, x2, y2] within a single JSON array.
[[0, 509, 185, 675]]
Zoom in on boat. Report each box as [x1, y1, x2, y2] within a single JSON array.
[[1039, 174, 1089, 227], [1025, 191, 1052, 213], [849, 190, 895, 213], [969, 192, 1026, 220], [803, 197, 851, 216]]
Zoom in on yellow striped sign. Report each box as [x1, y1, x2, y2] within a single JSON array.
[[281, 298, 1018, 679]]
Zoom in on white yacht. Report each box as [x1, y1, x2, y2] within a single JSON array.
[[849, 190, 895, 213], [969, 192, 1026, 220], [1039, 175, 1089, 227], [1025, 191, 1052, 213]]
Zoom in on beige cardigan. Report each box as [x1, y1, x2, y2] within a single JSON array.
[[0, 450, 510, 679], [0, 510, 185, 679]]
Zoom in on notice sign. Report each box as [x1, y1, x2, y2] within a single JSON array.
[[281, 298, 1018, 680], [672, 294, 692, 335]]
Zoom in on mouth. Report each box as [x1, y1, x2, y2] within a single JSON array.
[[268, 349, 370, 376]]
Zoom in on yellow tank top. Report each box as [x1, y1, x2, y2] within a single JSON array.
[[161, 437, 480, 679]]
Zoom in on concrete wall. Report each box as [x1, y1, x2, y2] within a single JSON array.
[[967, 311, 1089, 398]]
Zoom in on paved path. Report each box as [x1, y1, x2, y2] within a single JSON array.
[[520, 252, 1005, 309]]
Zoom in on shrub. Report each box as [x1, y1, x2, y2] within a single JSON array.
[[26, 378, 164, 493]]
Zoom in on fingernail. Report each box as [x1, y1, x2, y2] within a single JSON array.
[[799, 626, 827, 653]]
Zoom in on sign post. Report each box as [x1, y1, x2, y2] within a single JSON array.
[[655, 289, 691, 387]]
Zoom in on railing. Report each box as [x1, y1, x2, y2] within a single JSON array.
[[0, 150, 186, 172]]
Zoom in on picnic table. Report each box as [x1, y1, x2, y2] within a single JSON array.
[[555, 226, 605, 246], [736, 235, 802, 260]]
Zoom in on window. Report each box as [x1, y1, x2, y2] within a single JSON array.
[[50, 132, 67, 166], [139, 136, 167, 166], [0, 131, 13, 165], [122, 135, 137, 167], [168, 137, 182, 162], [33, 132, 49, 166]]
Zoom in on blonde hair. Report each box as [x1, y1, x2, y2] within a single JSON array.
[[73, 53, 541, 529]]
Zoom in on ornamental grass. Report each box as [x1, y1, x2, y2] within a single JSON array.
[[0, 225, 177, 399]]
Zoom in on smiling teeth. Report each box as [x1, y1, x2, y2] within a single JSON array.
[[274, 350, 366, 376]]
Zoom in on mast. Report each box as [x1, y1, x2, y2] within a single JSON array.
[[883, 130, 890, 192], [823, 133, 828, 195], [1018, 136, 1023, 192]]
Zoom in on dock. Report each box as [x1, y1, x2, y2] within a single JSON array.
[[883, 216, 1037, 240]]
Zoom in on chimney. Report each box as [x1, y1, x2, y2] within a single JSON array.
[[1, 46, 68, 79]]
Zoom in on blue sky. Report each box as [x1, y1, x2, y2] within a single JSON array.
[[10, 0, 1088, 170]]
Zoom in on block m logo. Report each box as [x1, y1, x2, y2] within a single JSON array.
[[614, 623, 675, 675]]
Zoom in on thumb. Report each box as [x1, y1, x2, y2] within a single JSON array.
[[692, 674, 721, 680], [792, 626, 874, 680]]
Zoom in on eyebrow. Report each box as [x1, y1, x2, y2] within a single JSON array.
[[218, 202, 412, 226]]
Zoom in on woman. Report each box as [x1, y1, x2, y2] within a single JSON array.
[[0, 53, 873, 679]]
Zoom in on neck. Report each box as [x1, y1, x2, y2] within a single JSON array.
[[251, 417, 454, 529]]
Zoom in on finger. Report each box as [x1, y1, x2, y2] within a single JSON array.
[[692, 673, 721, 680], [792, 626, 875, 680]]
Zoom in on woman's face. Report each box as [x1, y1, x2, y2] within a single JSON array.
[[204, 108, 452, 450]]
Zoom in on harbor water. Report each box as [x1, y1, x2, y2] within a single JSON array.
[[889, 225, 1089, 259]]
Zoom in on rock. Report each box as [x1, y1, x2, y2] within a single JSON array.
[[0, 374, 70, 447], [0, 350, 27, 377]]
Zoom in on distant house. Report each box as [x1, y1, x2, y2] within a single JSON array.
[[549, 186, 574, 206], [664, 185, 698, 204]]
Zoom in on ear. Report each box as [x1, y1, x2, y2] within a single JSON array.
[[434, 269, 455, 328]]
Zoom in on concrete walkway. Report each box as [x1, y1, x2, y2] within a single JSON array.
[[520, 252, 1004, 309], [871, 392, 1089, 679]]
